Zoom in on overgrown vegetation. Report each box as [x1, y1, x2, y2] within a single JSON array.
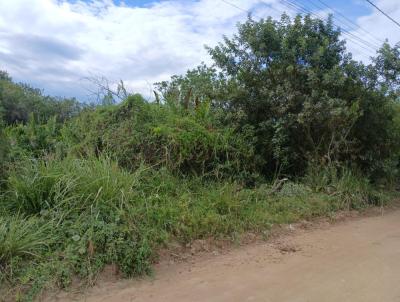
[[1, 14, 400, 301]]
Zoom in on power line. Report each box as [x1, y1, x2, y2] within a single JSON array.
[[365, 0, 400, 29], [279, 0, 376, 58], [219, 0, 377, 57], [220, 0, 282, 19], [279, 0, 377, 55], [312, 0, 385, 46], [220, 0, 251, 15], [302, 0, 382, 51], [281, 0, 376, 49]]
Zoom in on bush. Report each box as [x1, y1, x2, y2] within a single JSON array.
[[62, 94, 257, 181], [5, 115, 65, 162]]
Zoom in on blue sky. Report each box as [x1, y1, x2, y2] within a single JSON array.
[[83, 0, 372, 19], [0, 0, 399, 101], [83, 0, 373, 16]]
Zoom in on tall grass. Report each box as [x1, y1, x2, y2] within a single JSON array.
[[303, 163, 385, 208], [0, 157, 392, 301], [0, 216, 53, 266]]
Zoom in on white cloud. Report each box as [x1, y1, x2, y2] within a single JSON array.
[[1, 0, 398, 100], [0, 0, 283, 100], [349, 0, 400, 61]]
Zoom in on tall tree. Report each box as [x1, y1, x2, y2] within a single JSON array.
[[206, 14, 398, 176]]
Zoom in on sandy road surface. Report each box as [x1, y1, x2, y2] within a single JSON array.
[[53, 209, 400, 302]]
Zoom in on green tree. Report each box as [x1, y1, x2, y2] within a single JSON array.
[[154, 63, 225, 110], [371, 42, 400, 99], [205, 14, 398, 177], [0, 71, 82, 125]]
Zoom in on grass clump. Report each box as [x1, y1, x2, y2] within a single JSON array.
[[303, 163, 385, 209], [0, 215, 53, 268]]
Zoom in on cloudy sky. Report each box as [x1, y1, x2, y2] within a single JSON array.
[[0, 0, 399, 101]]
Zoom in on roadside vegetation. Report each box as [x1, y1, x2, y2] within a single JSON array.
[[1, 14, 400, 301]]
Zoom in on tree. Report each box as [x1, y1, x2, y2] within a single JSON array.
[[371, 42, 400, 99], [205, 14, 398, 177], [154, 63, 225, 110], [0, 70, 82, 124]]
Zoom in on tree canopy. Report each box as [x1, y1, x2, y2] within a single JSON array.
[[159, 14, 400, 178]]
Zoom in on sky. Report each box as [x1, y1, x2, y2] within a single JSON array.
[[0, 0, 399, 101]]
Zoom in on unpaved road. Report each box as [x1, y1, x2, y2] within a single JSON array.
[[54, 209, 400, 302]]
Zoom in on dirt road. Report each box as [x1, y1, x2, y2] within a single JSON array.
[[55, 209, 400, 302]]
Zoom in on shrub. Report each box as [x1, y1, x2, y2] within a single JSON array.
[[62, 95, 257, 181]]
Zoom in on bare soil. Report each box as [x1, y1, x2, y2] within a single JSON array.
[[49, 207, 400, 302]]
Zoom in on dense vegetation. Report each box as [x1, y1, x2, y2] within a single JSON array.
[[1, 14, 400, 300]]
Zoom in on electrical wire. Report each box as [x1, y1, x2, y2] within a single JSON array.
[[278, 0, 377, 56], [219, 0, 378, 57], [365, 0, 400, 29], [315, 0, 385, 45]]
